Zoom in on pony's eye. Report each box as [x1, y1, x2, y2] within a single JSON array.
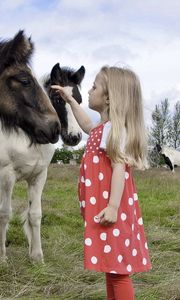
[[19, 78, 31, 86]]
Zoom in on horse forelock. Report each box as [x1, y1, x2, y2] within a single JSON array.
[[0, 30, 34, 74]]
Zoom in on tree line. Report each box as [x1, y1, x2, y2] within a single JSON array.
[[149, 99, 180, 166], [51, 146, 85, 164], [150, 99, 180, 149]]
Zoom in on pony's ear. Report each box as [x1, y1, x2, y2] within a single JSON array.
[[71, 66, 85, 85], [0, 30, 34, 72], [50, 63, 62, 84]]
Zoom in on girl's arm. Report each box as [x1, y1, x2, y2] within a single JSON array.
[[96, 162, 125, 225], [51, 85, 94, 134]]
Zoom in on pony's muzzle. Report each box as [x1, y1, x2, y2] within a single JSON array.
[[35, 121, 60, 144], [61, 131, 82, 146]]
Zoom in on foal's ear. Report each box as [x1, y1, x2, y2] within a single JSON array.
[[0, 30, 34, 69], [71, 66, 85, 85], [50, 63, 62, 84]]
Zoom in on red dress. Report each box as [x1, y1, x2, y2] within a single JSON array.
[[78, 122, 152, 274]]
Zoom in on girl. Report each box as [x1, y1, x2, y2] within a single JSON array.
[[51, 66, 152, 300]]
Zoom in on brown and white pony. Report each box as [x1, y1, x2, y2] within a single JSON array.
[[0, 31, 84, 263]]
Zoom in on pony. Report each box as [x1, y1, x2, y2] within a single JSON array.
[[0, 31, 85, 263], [43, 62, 85, 146], [156, 144, 180, 172]]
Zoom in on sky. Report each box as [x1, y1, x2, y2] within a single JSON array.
[[1, 0, 180, 148]]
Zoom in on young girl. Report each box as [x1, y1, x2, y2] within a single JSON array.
[[51, 66, 152, 300]]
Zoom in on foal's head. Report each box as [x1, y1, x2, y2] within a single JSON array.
[[44, 63, 85, 146], [0, 30, 60, 144]]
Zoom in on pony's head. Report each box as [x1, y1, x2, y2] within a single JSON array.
[[156, 144, 162, 153], [44, 63, 85, 146], [0, 31, 60, 144]]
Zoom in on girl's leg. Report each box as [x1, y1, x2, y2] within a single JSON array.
[[111, 274, 134, 300], [105, 273, 115, 300], [106, 273, 134, 300]]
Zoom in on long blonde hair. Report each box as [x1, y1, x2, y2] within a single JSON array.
[[100, 66, 148, 170]]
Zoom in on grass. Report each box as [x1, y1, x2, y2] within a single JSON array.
[[0, 165, 180, 299]]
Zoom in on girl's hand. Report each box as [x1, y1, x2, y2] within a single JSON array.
[[51, 85, 73, 103], [95, 205, 118, 226]]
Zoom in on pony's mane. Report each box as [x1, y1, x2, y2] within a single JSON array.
[[0, 30, 33, 74], [43, 66, 81, 89]]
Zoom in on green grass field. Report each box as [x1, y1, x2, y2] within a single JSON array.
[[0, 165, 180, 300]]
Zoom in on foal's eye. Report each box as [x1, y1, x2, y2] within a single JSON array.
[[19, 78, 31, 86]]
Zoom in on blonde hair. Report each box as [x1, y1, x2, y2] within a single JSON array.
[[99, 66, 148, 170]]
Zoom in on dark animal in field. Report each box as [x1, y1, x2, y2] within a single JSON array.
[[0, 31, 84, 263], [156, 144, 180, 172], [43, 62, 85, 146]]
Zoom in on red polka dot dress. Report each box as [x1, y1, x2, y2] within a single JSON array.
[[78, 122, 152, 274]]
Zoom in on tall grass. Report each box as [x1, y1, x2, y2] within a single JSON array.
[[0, 165, 179, 299]]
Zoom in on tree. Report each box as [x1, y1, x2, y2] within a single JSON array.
[[150, 98, 171, 146], [51, 147, 73, 164], [170, 101, 180, 149], [51, 146, 85, 164]]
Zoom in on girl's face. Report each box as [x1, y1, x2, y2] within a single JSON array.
[[88, 72, 107, 113]]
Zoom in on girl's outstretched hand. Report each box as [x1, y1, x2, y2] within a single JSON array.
[[95, 205, 118, 226], [51, 85, 73, 103]]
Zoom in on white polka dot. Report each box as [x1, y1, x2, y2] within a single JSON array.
[[84, 221, 87, 227], [142, 258, 147, 265], [113, 229, 120, 237], [128, 197, 133, 206], [132, 249, 137, 256], [110, 271, 117, 274], [145, 242, 148, 249], [133, 193, 138, 201], [121, 213, 127, 221], [127, 264, 132, 272], [100, 233, 107, 241], [90, 197, 96, 205], [125, 239, 130, 247], [94, 216, 100, 223], [98, 172, 104, 181], [85, 238, 92, 246], [137, 233, 140, 240], [104, 245, 111, 253], [93, 156, 99, 163], [81, 200, 85, 208], [91, 256, 98, 264], [138, 217, 143, 225], [125, 172, 129, 179], [81, 176, 85, 183], [84, 164, 87, 170], [118, 255, 123, 263], [132, 224, 134, 231], [103, 191, 109, 199], [85, 179, 91, 187]]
